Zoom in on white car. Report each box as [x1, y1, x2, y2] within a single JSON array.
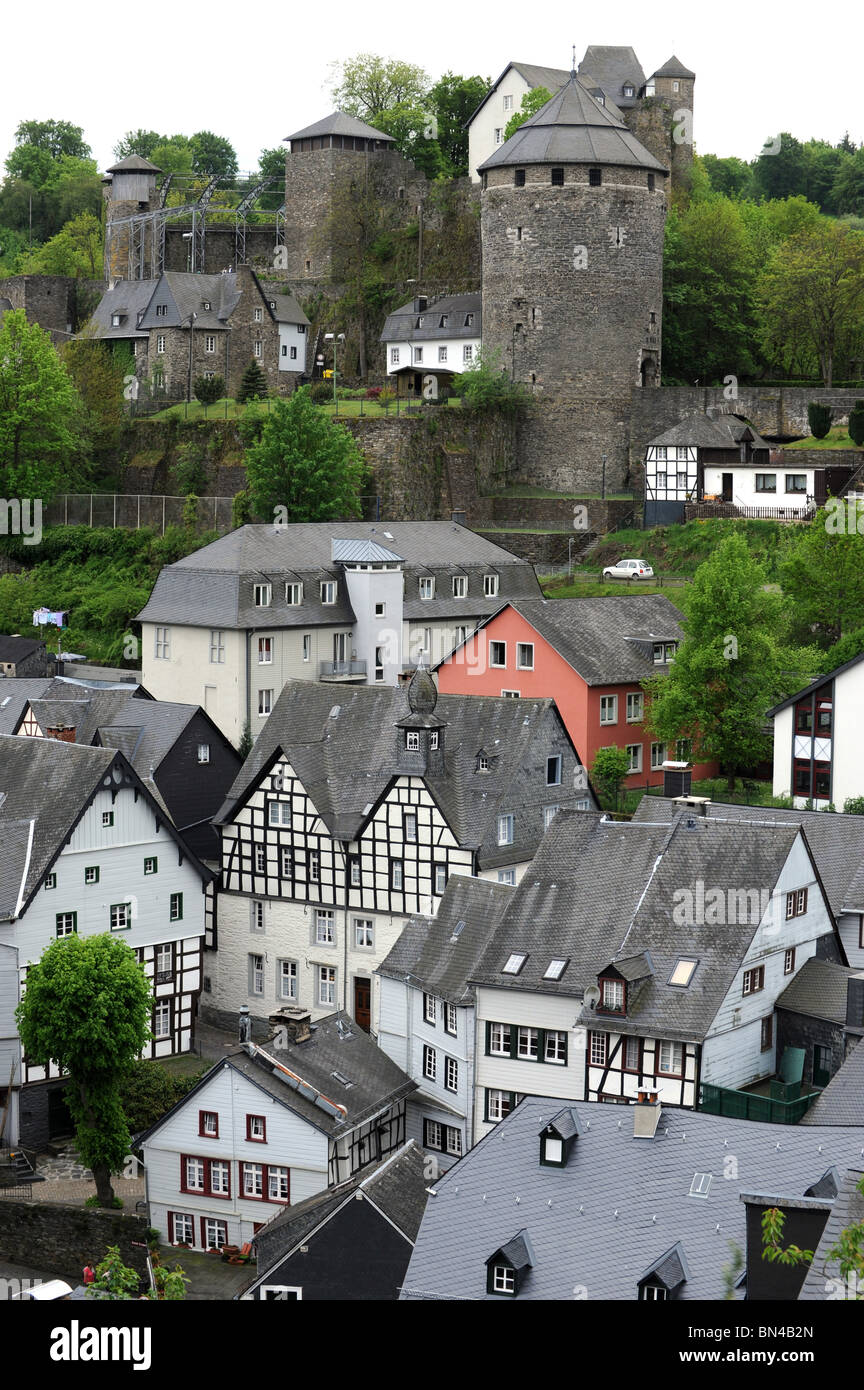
[[602, 558, 655, 581]]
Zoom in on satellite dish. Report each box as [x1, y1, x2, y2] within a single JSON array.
[[583, 985, 601, 1011]]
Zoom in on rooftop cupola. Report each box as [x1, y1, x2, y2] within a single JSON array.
[[395, 663, 446, 774]]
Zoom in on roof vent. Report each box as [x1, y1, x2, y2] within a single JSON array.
[[450, 919, 466, 944], [633, 1086, 662, 1139]]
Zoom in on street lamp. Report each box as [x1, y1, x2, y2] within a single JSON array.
[[324, 332, 345, 407], [186, 312, 198, 402], [182, 231, 193, 274]]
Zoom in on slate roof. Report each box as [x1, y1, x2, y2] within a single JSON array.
[[285, 111, 395, 144], [470, 810, 813, 1043], [775, 958, 859, 1024], [267, 292, 310, 327], [801, 1042, 864, 1126], [466, 62, 570, 126], [647, 413, 770, 452], [378, 876, 515, 1005], [0, 679, 53, 734], [0, 637, 44, 662], [106, 154, 161, 173], [798, 1168, 864, 1300], [652, 55, 696, 80], [401, 1097, 864, 1301], [381, 293, 482, 344], [217, 680, 584, 863], [135, 523, 540, 630], [578, 45, 646, 106], [136, 272, 261, 333], [440, 594, 686, 686], [766, 650, 864, 718], [88, 279, 154, 340], [478, 74, 667, 173], [631, 797, 864, 916]]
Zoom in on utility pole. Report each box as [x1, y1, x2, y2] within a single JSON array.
[[187, 313, 197, 402]]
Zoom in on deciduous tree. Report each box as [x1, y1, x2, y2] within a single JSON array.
[[504, 87, 552, 141], [758, 221, 864, 386], [0, 308, 85, 499], [243, 386, 367, 522]]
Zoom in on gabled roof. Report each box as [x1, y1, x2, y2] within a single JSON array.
[[88, 279, 155, 340], [652, 55, 695, 80], [0, 678, 53, 733], [106, 154, 161, 173], [578, 45, 646, 106], [267, 292, 310, 327], [640, 1241, 689, 1291], [478, 74, 667, 173], [0, 636, 44, 662], [217, 680, 583, 860], [466, 62, 570, 127], [802, 1042, 864, 1126], [403, 1098, 864, 1300], [767, 650, 864, 718], [436, 594, 685, 686], [378, 875, 515, 1004], [136, 271, 265, 333], [776, 958, 859, 1024], [285, 111, 395, 143], [799, 1168, 864, 1299], [647, 413, 770, 451], [381, 292, 482, 345]]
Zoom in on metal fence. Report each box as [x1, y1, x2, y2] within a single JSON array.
[[42, 493, 383, 534], [700, 1082, 819, 1125]]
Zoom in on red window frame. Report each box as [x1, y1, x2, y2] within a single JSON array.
[[742, 965, 765, 996], [240, 1161, 290, 1204], [598, 977, 626, 1014], [785, 888, 808, 920], [180, 1154, 231, 1199], [200, 1216, 228, 1251], [622, 1035, 642, 1073], [198, 1109, 219, 1139], [246, 1114, 267, 1143], [783, 947, 796, 976], [167, 1211, 195, 1246]]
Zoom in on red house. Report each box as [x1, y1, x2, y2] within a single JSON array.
[[435, 595, 716, 788]]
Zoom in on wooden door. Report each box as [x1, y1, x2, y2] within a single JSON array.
[[722, 473, 733, 502], [354, 977, 371, 1032]]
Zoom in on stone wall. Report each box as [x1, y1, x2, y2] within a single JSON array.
[[0, 1197, 149, 1282], [1, 275, 104, 343]]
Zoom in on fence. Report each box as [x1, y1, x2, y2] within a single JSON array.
[[42, 493, 383, 535], [685, 501, 815, 522], [128, 391, 460, 422], [700, 1082, 820, 1125]]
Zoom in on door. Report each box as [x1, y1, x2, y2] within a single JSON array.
[[721, 473, 733, 502], [813, 1044, 832, 1089], [48, 1084, 73, 1140], [354, 977, 371, 1032], [333, 633, 348, 673]]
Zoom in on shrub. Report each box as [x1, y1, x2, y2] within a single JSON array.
[[308, 381, 335, 404], [452, 349, 529, 414], [365, 386, 383, 400], [231, 490, 253, 528], [843, 796, 864, 815], [194, 375, 224, 406], [119, 1059, 188, 1132], [807, 402, 832, 439], [237, 359, 266, 404], [849, 400, 864, 447], [182, 494, 199, 529]]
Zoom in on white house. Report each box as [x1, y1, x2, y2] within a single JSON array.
[[381, 293, 481, 396], [207, 671, 594, 1035], [135, 522, 542, 744], [0, 736, 212, 1149], [268, 293, 310, 375], [769, 652, 864, 814], [377, 875, 513, 1169], [467, 61, 570, 181], [138, 1009, 414, 1251], [642, 414, 798, 524]]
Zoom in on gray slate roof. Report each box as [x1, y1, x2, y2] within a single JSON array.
[[286, 111, 394, 143], [775, 957, 859, 1024], [381, 293, 481, 344], [652, 55, 695, 80], [802, 1041, 864, 1126], [467, 62, 570, 126], [106, 154, 161, 173], [378, 875, 515, 1005], [88, 279, 154, 340], [0, 637, 44, 662], [217, 679, 582, 862], [798, 1168, 864, 1300], [137, 272, 261, 333], [136, 523, 540, 630], [647, 413, 770, 451], [478, 74, 667, 173], [631, 797, 864, 916], [401, 1097, 864, 1300], [0, 679, 53, 733], [578, 45, 646, 106], [267, 292, 310, 327]]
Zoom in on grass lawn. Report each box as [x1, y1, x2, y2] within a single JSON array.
[[541, 577, 688, 599], [146, 396, 462, 422], [785, 428, 858, 450], [621, 777, 784, 816]]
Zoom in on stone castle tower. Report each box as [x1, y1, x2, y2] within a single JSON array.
[[627, 55, 696, 194], [479, 73, 667, 490], [102, 154, 161, 281]]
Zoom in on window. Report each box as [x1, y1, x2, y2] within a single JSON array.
[[652, 643, 666, 664], [142, 857, 158, 879], [156, 334, 165, 354], [258, 690, 273, 717], [424, 993, 437, 1025], [199, 1111, 219, 1139], [155, 304, 167, 318], [517, 643, 534, 670], [485, 1089, 522, 1123], [258, 637, 272, 664], [110, 902, 132, 931], [205, 335, 215, 353], [254, 584, 271, 608], [484, 573, 499, 597], [519, 1026, 539, 1059], [546, 754, 562, 785], [502, 951, 527, 974], [755, 474, 777, 493], [424, 1119, 442, 1151], [302, 634, 311, 663], [434, 863, 447, 894], [588, 167, 602, 186], [544, 1030, 567, 1064], [784, 947, 796, 975], [153, 369, 164, 388], [45, 873, 56, 890], [761, 1015, 774, 1052], [198, 744, 210, 764], [658, 1040, 684, 1075], [445, 1003, 457, 1036], [673, 80, 680, 92], [489, 1023, 511, 1055], [320, 581, 337, 605], [349, 856, 361, 887], [601, 978, 625, 1012], [785, 474, 807, 494], [419, 576, 435, 600], [668, 958, 698, 987], [285, 582, 303, 606], [589, 1033, 607, 1066], [243, 1163, 264, 1198], [497, 813, 514, 845], [309, 851, 320, 883], [514, 169, 526, 186], [544, 958, 568, 980], [651, 741, 667, 770], [391, 860, 403, 890], [153, 1000, 171, 1038], [624, 84, 635, 97], [405, 730, 420, 752], [56, 912, 77, 937], [268, 1166, 289, 1202], [444, 1056, 458, 1092], [503, 94, 514, 111], [253, 340, 262, 358], [249, 954, 265, 996], [251, 900, 264, 933], [203, 1219, 228, 1251], [544, 805, 560, 829], [490, 640, 506, 667], [278, 960, 297, 1000], [254, 307, 263, 323], [742, 966, 765, 996], [494, 128, 503, 144], [155, 627, 171, 660], [182, 1156, 230, 1199], [414, 347, 423, 364], [438, 346, 447, 363], [111, 313, 121, 327], [627, 692, 644, 723], [463, 345, 473, 363], [551, 167, 564, 185], [155, 943, 174, 982], [184, 1157, 204, 1192], [785, 888, 808, 920], [600, 696, 618, 725], [318, 965, 336, 1006], [354, 918, 373, 948], [315, 910, 334, 945], [430, 731, 439, 750], [404, 811, 417, 842], [247, 1114, 266, 1142], [170, 893, 183, 922], [452, 575, 467, 598], [390, 347, 400, 365], [85, 866, 99, 885], [208, 629, 225, 664], [102, 811, 114, 827], [626, 743, 643, 774], [169, 1212, 195, 1246], [464, 314, 474, 328], [423, 1045, 437, 1081], [623, 1036, 641, 1071]]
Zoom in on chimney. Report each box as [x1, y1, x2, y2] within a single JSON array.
[[451, 510, 467, 527], [238, 1004, 252, 1044], [46, 723, 76, 743], [633, 1085, 662, 1139], [662, 760, 692, 798], [268, 1006, 312, 1046]]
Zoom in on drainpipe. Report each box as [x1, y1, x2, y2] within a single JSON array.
[[245, 629, 253, 739], [342, 840, 349, 1015]]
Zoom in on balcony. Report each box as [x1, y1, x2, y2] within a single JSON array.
[[318, 659, 367, 682]]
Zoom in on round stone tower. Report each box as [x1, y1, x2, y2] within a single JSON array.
[[478, 74, 668, 490]]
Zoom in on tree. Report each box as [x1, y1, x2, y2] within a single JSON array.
[[190, 131, 238, 184], [33, 210, 103, 277], [702, 153, 754, 199], [244, 387, 367, 522], [644, 534, 820, 790], [452, 348, 530, 412], [758, 221, 864, 386], [113, 130, 163, 161], [237, 720, 253, 760], [237, 359, 266, 403], [0, 308, 85, 499], [752, 132, 805, 201], [87, 1245, 189, 1300], [428, 72, 491, 177], [15, 934, 153, 1207], [6, 119, 90, 176], [590, 746, 631, 811], [194, 374, 224, 405], [849, 400, 864, 447], [832, 147, 864, 217], [762, 1183, 864, 1300], [504, 87, 552, 141], [807, 402, 833, 439], [331, 53, 430, 123], [61, 334, 127, 466], [781, 506, 864, 646]]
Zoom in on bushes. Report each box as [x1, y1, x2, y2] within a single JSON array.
[[119, 1060, 207, 1132], [308, 381, 335, 403], [194, 374, 224, 406], [849, 400, 864, 447], [807, 402, 832, 439]]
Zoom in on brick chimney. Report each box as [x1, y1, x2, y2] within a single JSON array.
[[662, 760, 692, 798], [46, 723, 76, 743], [268, 1006, 312, 1046], [633, 1085, 662, 1138]]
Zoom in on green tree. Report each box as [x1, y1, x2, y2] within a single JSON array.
[[752, 132, 806, 201], [850, 400, 864, 447], [782, 508, 864, 646], [61, 334, 127, 465], [428, 72, 490, 177], [244, 387, 367, 522], [33, 210, 103, 277], [808, 402, 833, 439], [194, 374, 224, 406], [15, 934, 153, 1207], [832, 147, 864, 217], [0, 308, 85, 499], [6, 119, 90, 179], [701, 153, 754, 199], [237, 359, 266, 404], [452, 348, 529, 412], [504, 87, 552, 141], [237, 720, 253, 760], [113, 130, 163, 161], [762, 1186, 864, 1299], [758, 221, 864, 386], [119, 1060, 187, 1131], [86, 1246, 143, 1300], [590, 745, 631, 811], [331, 53, 430, 123], [644, 534, 820, 790], [190, 131, 238, 184]]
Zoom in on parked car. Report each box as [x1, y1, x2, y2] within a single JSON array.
[[602, 558, 655, 581]]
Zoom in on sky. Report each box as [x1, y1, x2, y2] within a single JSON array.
[[2, 0, 861, 176]]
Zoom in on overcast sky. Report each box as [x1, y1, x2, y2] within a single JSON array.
[[2, 0, 861, 176]]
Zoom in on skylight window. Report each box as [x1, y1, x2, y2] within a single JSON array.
[[669, 958, 698, 987], [502, 952, 528, 975], [544, 959, 568, 980], [689, 1172, 712, 1198]]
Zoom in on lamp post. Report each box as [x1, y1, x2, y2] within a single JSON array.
[[324, 332, 345, 407], [186, 312, 198, 403], [182, 230, 193, 274]]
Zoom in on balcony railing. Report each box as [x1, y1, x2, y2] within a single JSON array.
[[318, 659, 367, 681], [699, 1081, 820, 1125]]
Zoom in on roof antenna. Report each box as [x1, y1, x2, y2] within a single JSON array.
[[571, 44, 577, 78]]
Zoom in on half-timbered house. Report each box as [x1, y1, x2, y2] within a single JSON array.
[[0, 735, 212, 1148], [207, 670, 594, 1034], [139, 1009, 415, 1252], [643, 414, 774, 523]]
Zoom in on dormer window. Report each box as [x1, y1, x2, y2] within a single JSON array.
[[415, 316, 424, 328], [600, 977, 625, 1013], [476, 752, 489, 772], [638, 1243, 688, 1301], [419, 576, 435, 600], [624, 84, 635, 97], [285, 582, 303, 605], [486, 1232, 533, 1297], [539, 1107, 581, 1166], [254, 583, 271, 607], [491, 1264, 515, 1294], [464, 314, 474, 327], [452, 574, 467, 598], [484, 573, 499, 598], [405, 731, 420, 751], [203, 300, 211, 310], [439, 315, 448, 328], [111, 313, 122, 327], [320, 580, 337, 604]]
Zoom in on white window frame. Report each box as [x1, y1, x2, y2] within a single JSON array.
[[315, 910, 335, 945], [483, 572, 498, 597], [516, 642, 534, 670], [354, 918, 374, 948], [254, 584, 271, 608], [489, 640, 506, 668], [318, 965, 336, 1006], [285, 582, 303, 605], [419, 576, 435, 600], [424, 993, 437, 1025], [198, 743, 210, 764], [258, 689, 273, 717], [258, 636, 273, 665], [626, 743, 643, 773], [444, 1056, 458, 1092], [155, 627, 171, 660], [452, 575, 467, 598], [546, 754, 562, 786], [320, 581, 337, 605], [497, 813, 514, 846], [209, 630, 225, 664], [600, 695, 618, 725], [280, 959, 298, 1000], [626, 692, 644, 723], [423, 1044, 437, 1081], [658, 1040, 684, 1075]]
